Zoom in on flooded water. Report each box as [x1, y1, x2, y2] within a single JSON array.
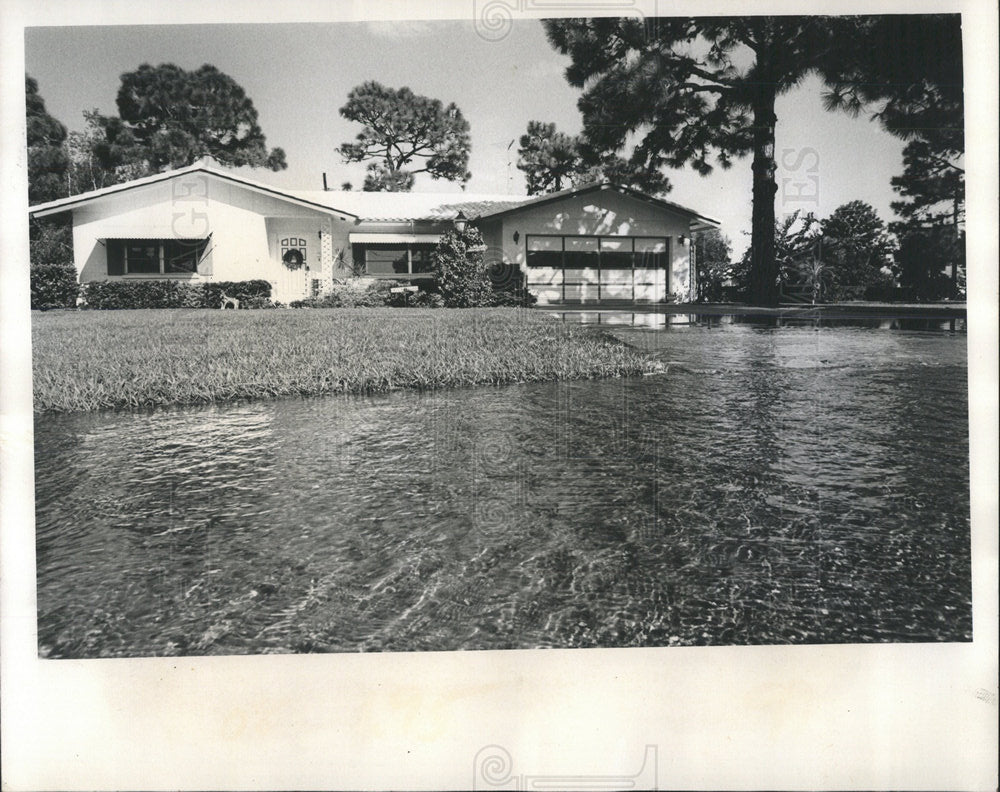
[[34, 315, 971, 657]]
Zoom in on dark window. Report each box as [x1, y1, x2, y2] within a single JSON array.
[[164, 239, 208, 274], [527, 235, 670, 269], [635, 238, 667, 269], [411, 244, 436, 274], [526, 236, 562, 268], [600, 237, 633, 269], [365, 246, 409, 275], [526, 251, 563, 268], [364, 243, 438, 277], [125, 243, 160, 274], [111, 238, 208, 275], [564, 237, 599, 269]]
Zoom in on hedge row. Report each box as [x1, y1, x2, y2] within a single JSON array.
[[80, 280, 273, 310], [289, 279, 445, 308], [287, 278, 534, 309], [30, 263, 80, 310]]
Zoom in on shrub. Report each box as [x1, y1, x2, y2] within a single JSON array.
[[201, 280, 273, 308], [81, 280, 196, 309], [490, 288, 533, 307], [81, 279, 272, 309], [289, 279, 413, 308], [486, 258, 536, 307], [31, 263, 80, 310], [410, 290, 446, 308], [29, 218, 74, 268], [432, 228, 495, 307]]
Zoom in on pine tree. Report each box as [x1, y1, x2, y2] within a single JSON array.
[[110, 63, 287, 172], [517, 120, 673, 196], [820, 15, 964, 298], [543, 17, 850, 305], [819, 201, 895, 300], [338, 82, 471, 191], [516, 121, 579, 194]]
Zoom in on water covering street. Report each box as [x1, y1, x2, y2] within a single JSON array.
[[34, 315, 971, 656]]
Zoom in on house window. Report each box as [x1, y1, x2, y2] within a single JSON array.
[[125, 243, 160, 273], [358, 243, 437, 278], [280, 237, 308, 267], [107, 239, 209, 276], [526, 235, 670, 269], [365, 246, 409, 275], [164, 240, 205, 273], [410, 246, 434, 274]]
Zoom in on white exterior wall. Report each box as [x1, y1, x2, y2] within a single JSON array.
[[62, 174, 704, 306], [69, 172, 355, 303], [479, 190, 696, 305]]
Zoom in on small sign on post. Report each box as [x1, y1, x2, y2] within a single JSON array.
[[390, 285, 420, 294]]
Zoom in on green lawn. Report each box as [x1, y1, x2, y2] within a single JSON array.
[[31, 308, 661, 412]]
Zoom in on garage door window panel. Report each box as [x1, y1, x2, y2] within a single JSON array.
[[635, 238, 668, 269], [600, 237, 634, 269], [527, 236, 563, 268], [525, 234, 673, 303]]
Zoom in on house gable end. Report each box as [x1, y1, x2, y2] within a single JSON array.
[[473, 183, 719, 230], [29, 167, 358, 222]]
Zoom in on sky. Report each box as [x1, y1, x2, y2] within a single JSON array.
[[25, 20, 913, 256]]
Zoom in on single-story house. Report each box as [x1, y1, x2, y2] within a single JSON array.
[[28, 161, 720, 306]]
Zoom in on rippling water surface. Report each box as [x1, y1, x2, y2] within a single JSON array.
[[34, 316, 971, 657]]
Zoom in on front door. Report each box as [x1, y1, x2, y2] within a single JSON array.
[[277, 236, 310, 302]]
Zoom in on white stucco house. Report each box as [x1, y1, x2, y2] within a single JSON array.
[[28, 161, 719, 306]]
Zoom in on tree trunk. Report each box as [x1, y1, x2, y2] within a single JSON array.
[[747, 84, 779, 306]]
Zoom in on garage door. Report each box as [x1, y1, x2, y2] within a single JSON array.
[[525, 235, 670, 304]]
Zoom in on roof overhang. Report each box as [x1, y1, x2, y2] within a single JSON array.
[[689, 218, 721, 232], [28, 164, 359, 221], [472, 181, 721, 228]]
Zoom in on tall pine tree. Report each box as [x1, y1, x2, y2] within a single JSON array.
[[338, 82, 471, 191], [517, 121, 579, 194], [820, 15, 964, 297], [107, 63, 287, 172], [544, 17, 849, 305], [517, 120, 670, 195]]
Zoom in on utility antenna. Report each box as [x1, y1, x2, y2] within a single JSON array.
[[506, 139, 514, 193]]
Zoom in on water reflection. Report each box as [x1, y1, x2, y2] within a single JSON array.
[[552, 310, 966, 333], [34, 321, 971, 656]]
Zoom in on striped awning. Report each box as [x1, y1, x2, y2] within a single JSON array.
[[348, 233, 441, 244], [97, 226, 211, 238]]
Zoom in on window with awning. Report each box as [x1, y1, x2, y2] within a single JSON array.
[[106, 238, 210, 276], [353, 242, 437, 278]]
